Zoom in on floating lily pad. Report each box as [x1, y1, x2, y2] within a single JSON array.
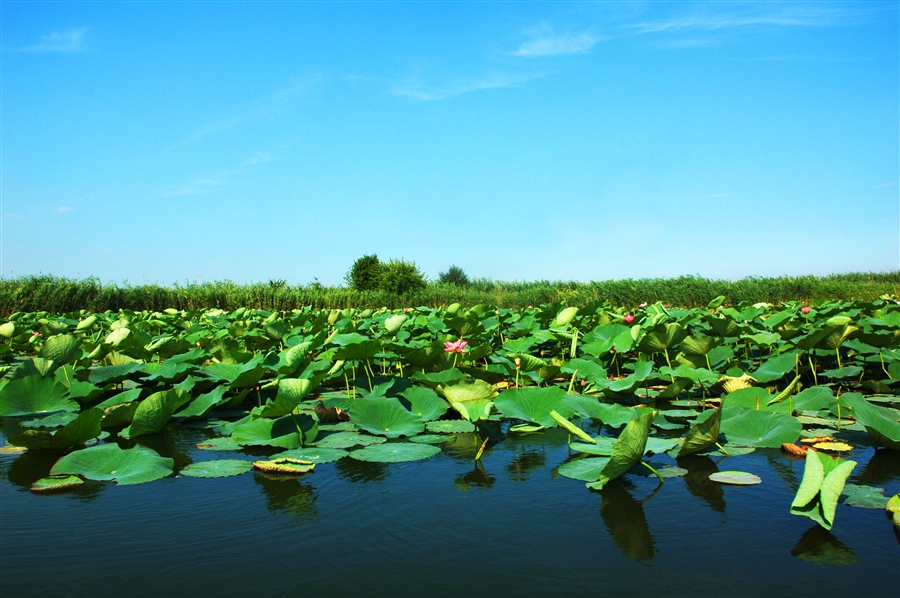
[[271, 447, 349, 463], [813, 441, 853, 452], [180, 459, 253, 478], [558, 457, 609, 481], [315, 431, 386, 449], [841, 483, 889, 509], [656, 466, 689, 478], [50, 444, 174, 485], [349, 442, 441, 463], [569, 437, 616, 455], [708, 471, 762, 485], [31, 475, 84, 493], [196, 436, 242, 451], [426, 420, 475, 433], [349, 396, 425, 438], [253, 458, 315, 474], [409, 434, 455, 444]]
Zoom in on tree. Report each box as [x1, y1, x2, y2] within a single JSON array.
[[439, 265, 470, 286], [379, 259, 427, 295], [346, 254, 383, 291]]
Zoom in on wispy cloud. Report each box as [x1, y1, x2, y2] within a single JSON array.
[[392, 72, 545, 102], [627, 3, 877, 34], [159, 151, 272, 198], [512, 32, 603, 57], [246, 152, 272, 165], [16, 27, 89, 53], [875, 181, 897, 189], [54, 206, 75, 213], [176, 78, 319, 146], [159, 176, 225, 198]]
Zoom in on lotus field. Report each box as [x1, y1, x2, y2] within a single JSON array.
[[1, 297, 899, 533]]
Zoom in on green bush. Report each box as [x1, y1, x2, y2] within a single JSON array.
[[345, 254, 383, 291], [439, 265, 470, 286], [379, 259, 427, 296]]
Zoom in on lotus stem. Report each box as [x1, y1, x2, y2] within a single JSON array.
[[664, 349, 673, 382], [808, 354, 818, 386], [344, 371, 352, 399], [640, 461, 665, 485], [568, 370, 578, 394], [715, 442, 730, 456], [881, 353, 891, 378], [475, 436, 489, 461], [364, 360, 374, 392]]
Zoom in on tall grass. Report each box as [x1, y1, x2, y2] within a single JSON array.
[[1, 272, 897, 315]]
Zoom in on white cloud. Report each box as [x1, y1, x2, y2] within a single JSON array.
[[392, 72, 545, 102], [17, 27, 89, 53], [54, 206, 75, 213], [159, 177, 224, 198], [875, 181, 897, 189], [246, 152, 272, 165], [512, 32, 602, 57]]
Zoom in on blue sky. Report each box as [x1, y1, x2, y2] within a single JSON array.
[[2, 1, 898, 286]]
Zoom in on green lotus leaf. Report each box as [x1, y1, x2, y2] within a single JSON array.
[[51, 443, 174, 485], [720, 405, 801, 447], [887, 494, 900, 529], [558, 457, 610, 481], [605, 360, 655, 394], [752, 352, 800, 383], [196, 436, 243, 451], [553, 307, 579, 327], [31, 475, 84, 493], [658, 364, 720, 385], [425, 420, 475, 433], [101, 402, 139, 429], [173, 386, 228, 419], [436, 379, 498, 403], [334, 339, 380, 362], [709, 471, 762, 485], [656, 466, 689, 478], [587, 411, 653, 490], [349, 396, 424, 438], [841, 483, 889, 509], [19, 412, 78, 429], [399, 386, 449, 421], [838, 394, 900, 450], [505, 352, 548, 372], [0, 375, 78, 417], [120, 389, 190, 438], [271, 446, 349, 463], [95, 388, 143, 409], [349, 442, 441, 463], [790, 449, 857, 530], [199, 355, 265, 388], [793, 386, 835, 412], [563, 395, 637, 428], [645, 436, 681, 454], [494, 386, 573, 427], [39, 334, 82, 365], [569, 437, 617, 455], [383, 314, 408, 334], [409, 368, 466, 389], [12, 357, 60, 379], [180, 459, 253, 478], [315, 431, 386, 449], [450, 399, 494, 423], [638, 322, 687, 354], [8, 408, 103, 450], [680, 333, 720, 356], [723, 387, 791, 412], [89, 363, 145, 386], [232, 414, 316, 448], [258, 378, 314, 418], [677, 408, 721, 457], [560, 358, 607, 384]]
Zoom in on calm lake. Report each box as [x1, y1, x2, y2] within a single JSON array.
[[1, 423, 898, 597]]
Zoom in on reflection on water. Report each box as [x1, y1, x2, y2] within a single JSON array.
[[3, 450, 104, 502], [254, 473, 319, 525], [133, 429, 193, 473], [678, 455, 725, 513], [505, 446, 546, 482], [599, 480, 658, 562], [858, 449, 900, 486], [790, 526, 858, 566], [454, 461, 495, 491], [333, 456, 389, 484]]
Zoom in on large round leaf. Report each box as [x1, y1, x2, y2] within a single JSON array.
[[494, 386, 572, 427], [436, 379, 498, 403], [121, 389, 190, 438], [271, 446, 349, 463], [349, 396, 424, 438], [400, 386, 449, 421], [180, 459, 253, 478], [349, 442, 441, 463], [0, 375, 78, 417], [720, 405, 801, 447], [39, 334, 82, 365], [314, 431, 386, 449], [50, 444, 173, 485]]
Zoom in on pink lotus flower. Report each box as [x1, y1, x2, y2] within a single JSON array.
[[801, 306, 811, 314], [444, 339, 468, 354], [31, 331, 43, 337], [624, 314, 635, 323]]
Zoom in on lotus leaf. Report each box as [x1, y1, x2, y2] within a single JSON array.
[[51, 443, 174, 485], [887, 494, 900, 529], [273, 447, 349, 463], [425, 420, 475, 433], [494, 386, 573, 427], [569, 437, 617, 455], [656, 466, 688, 478], [31, 475, 85, 493], [120, 389, 190, 438], [174, 386, 228, 419], [348, 396, 424, 438], [677, 408, 721, 457], [315, 431, 387, 449], [253, 458, 315, 474], [840, 483, 889, 509], [89, 363, 145, 386], [563, 395, 637, 428], [790, 449, 857, 530], [586, 411, 653, 490], [720, 405, 801, 447], [409, 434, 454, 444], [180, 459, 253, 478], [752, 352, 800, 383], [838, 394, 900, 450], [200, 355, 265, 388], [12, 357, 60, 379], [450, 399, 494, 423], [709, 471, 762, 485], [793, 387, 835, 412], [399, 386, 449, 421], [558, 457, 609, 481], [436, 379, 497, 403], [196, 436, 243, 451], [349, 442, 441, 463], [39, 334, 82, 365], [258, 378, 314, 418], [9, 408, 103, 450], [232, 414, 316, 448], [0, 375, 78, 417]]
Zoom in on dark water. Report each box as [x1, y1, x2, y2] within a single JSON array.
[[2, 424, 899, 598]]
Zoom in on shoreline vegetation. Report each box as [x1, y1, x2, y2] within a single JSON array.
[[1, 272, 897, 316]]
